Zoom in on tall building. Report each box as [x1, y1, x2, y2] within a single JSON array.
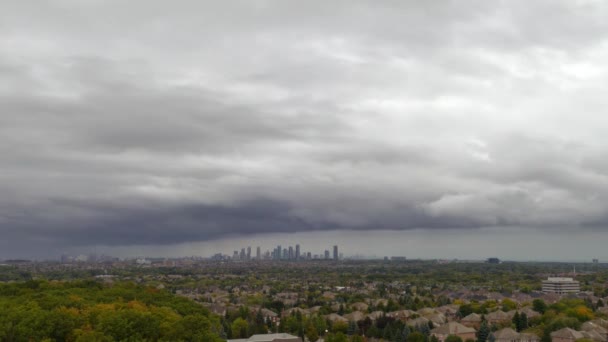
[[240, 248, 246, 260], [333, 245, 338, 260], [276, 245, 282, 260], [247, 246, 251, 260], [288, 246, 294, 260], [542, 277, 580, 294], [256, 246, 261, 260], [295, 244, 300, 260], [324, 250, 330, 259]]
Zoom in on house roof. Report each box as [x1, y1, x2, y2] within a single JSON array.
[[228, 333, 302, 342], [408, 317, 430, 327], [550, 328, 585, 340], [519, 308, 541, 318], [431, 322, 476, 335], [368, 311, 385, 320], [326, 313, 348, 322], [493, 328, 520, 340], [418, 308, 437, 316], [582, 322, 608, 334], [519, 333, 541, 341], [388, 309, 415, 318], [249, 333, 301, 342], [351, 302, 369, 310], [344, 311, 366, 322], [461, 313, 482, 322], [581, 330, 604, 342], [486, 310, 510, 320]]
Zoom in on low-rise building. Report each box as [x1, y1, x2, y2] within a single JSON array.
[[228, 333, 302, 342], [431, 322, 476, 342], [460, 313, 482, 329], [550, 328, 584, 342], [486, 310, 511, 325], [542, 278, 580, 294], [492, 328, 540, 342]]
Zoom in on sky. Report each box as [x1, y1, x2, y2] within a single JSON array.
[[1, 1, 608, 260]]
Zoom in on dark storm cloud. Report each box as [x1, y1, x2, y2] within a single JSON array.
[[1, 0, 608, 255]]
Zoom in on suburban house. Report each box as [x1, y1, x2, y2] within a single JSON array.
[[430, 322, 477, 342], [582, 321, 608, 341], [461, 313, 482, 329], [492, 328, 540, 342], [486, 310, 511, 325], [344, 311, 366, 322], [550, 328, 585, 342], [492, 327, 520, 342]]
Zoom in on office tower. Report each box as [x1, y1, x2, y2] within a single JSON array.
[[233, 251, 239, 260], [295, 244, 300, 260], [247, 246, 251, 260], [276, 245, 281, 260], [324, 250, 330, 259], [240, 248, 246, 260], [288, 246, 294, 260], [256, 246, 261, 260], [333, 245, 338, 260], [283, 248, 288, 259], [307, 252, 311, 259]]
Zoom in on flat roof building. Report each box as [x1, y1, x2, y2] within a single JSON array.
[[228, 333, 302, 342], [542, 277, 580, 294]]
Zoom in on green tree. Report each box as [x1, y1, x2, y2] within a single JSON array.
[[351, 335, 364, 342], [478, 320, 490, 342], [72, 329, 113, 342], [445, 335, 464, 342], [407, 331, 427, 342], [518, 313, 528, 332], [502, 299, 517, 312], [334, 332, 348, 342], [533, 299, 547, 314], [513, 312, 521, 332], [306, 323, 319, 342], [231, 317, 249, 338]]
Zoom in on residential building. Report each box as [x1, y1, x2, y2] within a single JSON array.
[[460, 313, 482, 329], [430, 322, 476, 342], [492, 328, 540, 342], [486, 310, 511, 325], [550, 328, 584, 342]]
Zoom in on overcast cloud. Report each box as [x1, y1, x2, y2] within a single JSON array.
[[2, 1, 608, 258]]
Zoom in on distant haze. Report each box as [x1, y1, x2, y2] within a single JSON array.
[[1, 1, 608, 259]]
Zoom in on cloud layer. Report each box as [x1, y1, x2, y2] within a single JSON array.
[[2, 1, 608, 255]]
